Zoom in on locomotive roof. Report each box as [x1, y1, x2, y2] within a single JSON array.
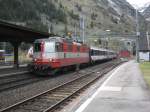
[[34, 36, 87, 46], [34, 37, 63, 43]]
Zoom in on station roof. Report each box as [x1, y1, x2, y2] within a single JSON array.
[[0, 20, 53, 43]]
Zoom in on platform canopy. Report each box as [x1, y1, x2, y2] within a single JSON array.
[[0, 20, 51, 42], [0, 20, 57, 68]]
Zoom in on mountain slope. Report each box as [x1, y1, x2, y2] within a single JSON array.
[[0, 0, 147, 35]]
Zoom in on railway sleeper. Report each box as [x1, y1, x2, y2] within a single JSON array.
[[44, 96, 66, 100], [41, 95, 65, 102], [33, 101, 56, 108], [11, 108, 37, 112], [20, 101, 56, 110], [49, 94, 69, 98], [51, 92, 72, 96], [53, 89, 76, 93], [19, 105, 43, 111], [62, 86, 81, 90], [58, 88, 79, 92]]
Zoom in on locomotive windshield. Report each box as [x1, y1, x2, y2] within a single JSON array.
[[44, 42, 55, 53]]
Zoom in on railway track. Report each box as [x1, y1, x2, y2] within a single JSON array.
[[0, 73, 45, 92], [0, 60, 118, 92], [0, 61, 122, 112]]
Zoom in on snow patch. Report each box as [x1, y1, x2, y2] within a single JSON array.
[[146, 17, 150, 21], [107, 0, 122, 15]]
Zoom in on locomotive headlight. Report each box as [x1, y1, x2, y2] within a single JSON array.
[[34, 58, 37, 61], [49, 58, 53, 61]]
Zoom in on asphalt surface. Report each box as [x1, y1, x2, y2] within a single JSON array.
[[75, 60, 150, 112]]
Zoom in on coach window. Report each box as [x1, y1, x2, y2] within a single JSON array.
[[94, 50, 97, 55], [97, 50, 99, 56], [98, 51, 100, 55], [102, 51, 105, 55], [99, 51, 102, 55], [103, 51, 105, 55], [91, 50, 93, 56], [93, 50, 95, 55]]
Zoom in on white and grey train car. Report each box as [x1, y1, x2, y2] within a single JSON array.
[[90, 46, 117, 62]]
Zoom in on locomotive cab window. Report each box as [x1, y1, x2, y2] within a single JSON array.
[[34, 43, 41, 52]]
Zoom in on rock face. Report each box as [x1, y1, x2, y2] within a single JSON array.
[[0, 0, 147, 35], [143, 5, 150, 21], [142, 4, 150, 31]]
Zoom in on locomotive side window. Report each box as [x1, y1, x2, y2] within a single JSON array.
[[63, 42, 68, 52], [68, 44, 73, 52], [77, 46, 80, 52], [73, 44, 77, 52], [44, 42, 55, 53], [56, 42, 63, 52], [34, 43, 41, 52]]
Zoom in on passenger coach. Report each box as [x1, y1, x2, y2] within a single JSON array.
[[90, 46, 116, 63]]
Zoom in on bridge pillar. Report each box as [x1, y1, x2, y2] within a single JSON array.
[[11, 42, 21, 68]]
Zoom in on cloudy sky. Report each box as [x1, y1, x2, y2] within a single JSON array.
[[127, 0, 150, 8]]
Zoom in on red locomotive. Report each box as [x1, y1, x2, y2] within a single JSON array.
[[29, 37, 90, 75]]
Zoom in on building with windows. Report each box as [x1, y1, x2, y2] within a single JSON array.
[[139, 33, 150, 61]]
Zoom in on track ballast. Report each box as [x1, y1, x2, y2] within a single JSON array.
[[0, 60, 122, 112]]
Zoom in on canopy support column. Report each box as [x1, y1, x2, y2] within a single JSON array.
[[11, 42, 21, 68]]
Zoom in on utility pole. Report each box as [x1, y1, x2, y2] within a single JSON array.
[[146, 31, 150, 50], [105, 30, 111, 49], [146, 31, 150, 61], [80, 15, 85, 43], [48, 23, 51, 34], [74, 23, 77, 41], [136, 9, 140, 63]]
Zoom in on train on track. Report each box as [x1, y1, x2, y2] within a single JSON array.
[[28, 37, 117, 75]]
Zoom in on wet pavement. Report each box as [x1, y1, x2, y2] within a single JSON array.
[[75, 60, 150, 112]]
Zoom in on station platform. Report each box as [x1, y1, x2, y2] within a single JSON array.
[[75, 61, 150, 112]]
